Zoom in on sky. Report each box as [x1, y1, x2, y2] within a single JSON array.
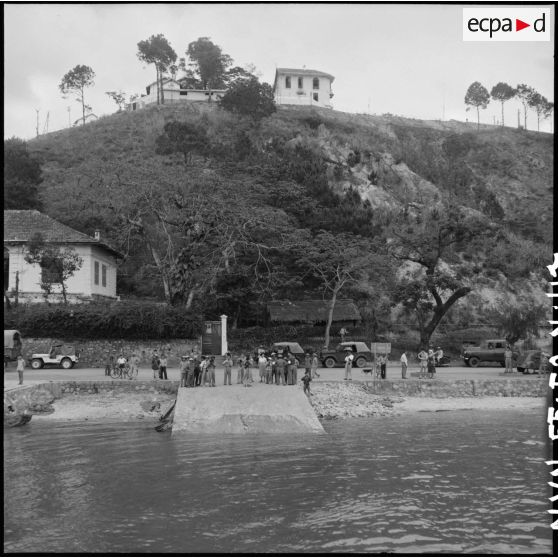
[[4, 3, 555, 139]]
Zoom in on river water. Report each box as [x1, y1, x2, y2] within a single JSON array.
[[4, 408, 553, 554]]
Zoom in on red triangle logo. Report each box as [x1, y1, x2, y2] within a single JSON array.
[[516, 19, 530, 31]]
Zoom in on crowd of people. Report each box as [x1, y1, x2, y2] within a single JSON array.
[[176, 351, 317, 395]]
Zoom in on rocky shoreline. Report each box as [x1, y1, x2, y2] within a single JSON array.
[[4, 381, 546, 426]]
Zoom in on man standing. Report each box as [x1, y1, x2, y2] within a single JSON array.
[[16, 355, 25, 385], [379, 354, 387, 379], [179, 356, 188, 387], [311, 352, 320, 378], [344, 349, 354, 381], [276, 354, 287, 385], [151, 350, 160, 380], [304, 353, 312, 376], [159, 353, 168, 380], [400, 351, 408, 379], [417, 348, 428, 379], [339, 327, 348, 342], [504, 344, 513, 374], [223, 353, 233, 385]]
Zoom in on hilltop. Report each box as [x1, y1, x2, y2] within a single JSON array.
[[20, 102, 553, 344], [29, 103, 552, 242]]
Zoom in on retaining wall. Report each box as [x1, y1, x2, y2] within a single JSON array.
[[363, 378, 548, 397], [20, 338, 200, 368]]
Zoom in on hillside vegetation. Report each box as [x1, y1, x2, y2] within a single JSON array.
[[21, 102, 552, 347]]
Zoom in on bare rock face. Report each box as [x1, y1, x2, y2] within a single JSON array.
[[4, 387, 56, 426]]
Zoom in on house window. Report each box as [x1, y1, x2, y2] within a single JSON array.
[[180, 91, 188, 96], [285, 76, 291, 88], [313, 77, 320, 90], [94, 261, 99, 285], [41, 261, 62, 284], [102, 265, 107, 287], [297, 77, 303, 89], [313, 92, 319, 102]]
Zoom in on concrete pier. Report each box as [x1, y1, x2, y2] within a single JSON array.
[[172, 384, 325, 435]]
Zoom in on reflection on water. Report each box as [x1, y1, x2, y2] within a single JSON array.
[[3, 408, 553, 554]]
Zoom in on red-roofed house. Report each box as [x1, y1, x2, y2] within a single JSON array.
[[4, 210, 122, 303], [273, 68, 334, 108]]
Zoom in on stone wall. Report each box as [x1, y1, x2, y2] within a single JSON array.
[[21, 338, 200, 367], [363, 378, 548, 398]]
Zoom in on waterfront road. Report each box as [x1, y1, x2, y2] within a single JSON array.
[[3, 361, 544, 391]]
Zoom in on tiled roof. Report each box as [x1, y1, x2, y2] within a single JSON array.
[[275, 68, 335, 81], [4, 210, 122, 257], [267, 299, 361, 323]]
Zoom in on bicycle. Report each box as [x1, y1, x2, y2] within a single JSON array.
[[110, 362, 138, 380]]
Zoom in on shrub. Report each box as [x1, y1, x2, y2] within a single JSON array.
[[4, 301, 202, 340]]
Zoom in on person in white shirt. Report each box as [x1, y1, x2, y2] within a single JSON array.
[[344, 349, 354, 381], [400, 351, 408, 379]]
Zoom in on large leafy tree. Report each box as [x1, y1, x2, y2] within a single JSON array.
[[488, 297, 548, 344], [184, 37, 232, 93], [465, 81, 490, 130], [490, 82, 515, 127], [220, 76, 276, 121], [137, 34, 177, 105], [515, 84, 534, 130], [4, 138, 43, 210], [59, 65, 95, 126], [300, 231, 380, 349], [388, 201, 493, 349]]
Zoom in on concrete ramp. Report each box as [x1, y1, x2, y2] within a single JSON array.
[[172, 384, 324, 435]]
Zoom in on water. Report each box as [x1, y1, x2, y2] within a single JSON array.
[[4, 408, 553, 554]]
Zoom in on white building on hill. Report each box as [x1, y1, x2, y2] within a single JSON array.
[[4, 210, 122, 304], [273, 68, 334, 109], [128, 78, 226, 111]]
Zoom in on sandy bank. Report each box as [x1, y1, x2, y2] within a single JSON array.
[[393, 396, 547, 414], [31, 391, 176, 422]]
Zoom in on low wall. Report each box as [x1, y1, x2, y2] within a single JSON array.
[[21, 338, 200, 368], [363, 378, 548, 398]]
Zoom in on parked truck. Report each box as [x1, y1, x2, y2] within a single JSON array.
[[461, 338, 517, 367]]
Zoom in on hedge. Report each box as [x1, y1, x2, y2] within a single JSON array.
[[4, 301, 202, 340]]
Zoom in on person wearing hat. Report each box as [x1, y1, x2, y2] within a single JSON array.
[[311, 352, 320, 378], [344, 348, 354, 381], [179, 355, 189, 387], [186, 357, 195, 387], [223, 352, 233, 385]]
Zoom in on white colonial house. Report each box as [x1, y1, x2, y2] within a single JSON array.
[[273, 68, 334, 109], [4, 210, 122, 304], [129, 78, 226, 111]]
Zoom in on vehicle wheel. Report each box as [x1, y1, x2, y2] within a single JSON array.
[[128, 368, 138, 379], [31, 359, 43, 370], [468, 357, 480, 368], [324, 357, 336, 368], [355, 356, 367, 368], [517, 367, 524, 373], [60, 358, 73, 369], [110, 368, 121, 379]]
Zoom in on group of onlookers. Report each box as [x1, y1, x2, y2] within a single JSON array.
[[175, 351, 319, 395]]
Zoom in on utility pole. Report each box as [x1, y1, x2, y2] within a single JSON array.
[[518, 108, 521, 129], [35, 109, 40, 137]]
